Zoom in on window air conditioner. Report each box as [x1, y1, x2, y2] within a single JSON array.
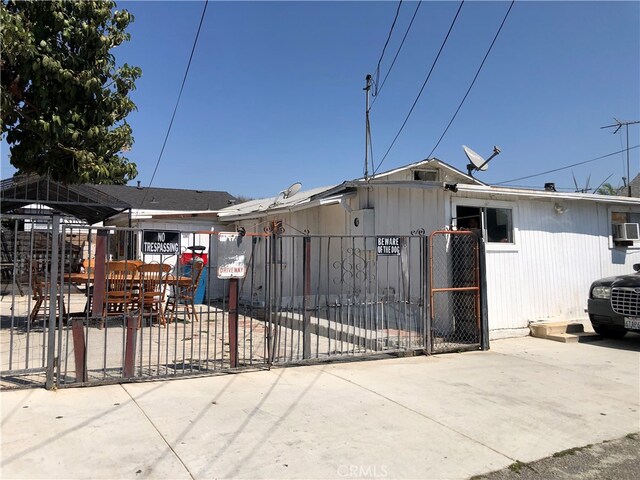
[[613, 223, 640, 241]]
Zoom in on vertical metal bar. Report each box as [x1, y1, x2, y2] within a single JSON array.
[[424, 234, 432, 354], [315, 237, 321, 358], [302, 236, 311, 359], [213, 305, 218, 370], [57, 224, 69, 387], [478, 236, 489, 350], [8, 219, 19, 370], [45, 214, 60, 390], [228, 278, 239, 368]]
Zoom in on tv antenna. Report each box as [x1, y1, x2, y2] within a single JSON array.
[[463, 145, 501, 177], [572, 171, 591, 193], [593, 173, 614, 195], [601, 118, 640, 197]]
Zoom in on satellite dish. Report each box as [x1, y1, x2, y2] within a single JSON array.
[[463, 145, 489, 171], [462, 145, 501, 177], [282, 182, 302, 199]]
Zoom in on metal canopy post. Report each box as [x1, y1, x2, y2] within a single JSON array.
[[45, 214, 60, 390]]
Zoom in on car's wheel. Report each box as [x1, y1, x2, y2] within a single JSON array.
[[592, 324, 628, 338]]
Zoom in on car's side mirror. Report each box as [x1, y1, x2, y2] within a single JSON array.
[[633, 263, 640, 272]]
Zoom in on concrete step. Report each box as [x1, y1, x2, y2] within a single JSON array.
[[529, 321, 601, 343]]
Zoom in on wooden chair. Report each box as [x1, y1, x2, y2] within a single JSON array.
[[165, 259, 205, 324], [103, 261, 137, 317], [28, 261, 66, 324], [137, 263, 171, 327], [29, 262, 50, 323]]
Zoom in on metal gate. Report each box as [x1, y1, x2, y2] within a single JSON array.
[[429, 230, 488, 353], [1, 220, 271, 389], [267, 234, 428, 363], [1, 222, 487, 390]]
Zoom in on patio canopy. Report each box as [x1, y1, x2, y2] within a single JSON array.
[[1, 175, 131, 225]]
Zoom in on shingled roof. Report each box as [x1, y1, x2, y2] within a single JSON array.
[[91, 184, 236, 211]]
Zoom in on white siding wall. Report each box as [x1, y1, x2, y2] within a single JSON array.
[[229, 182, 640, 338], [454, 195, 640, 336]]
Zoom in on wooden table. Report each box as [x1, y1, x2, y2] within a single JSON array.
[[62, 272, 194, 318], [64, 272, 193, 287]]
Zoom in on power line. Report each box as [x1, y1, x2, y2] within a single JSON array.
[[371, 0, 422, 106], [494, 145, 640, 185], [374, 1, 465, 174], [138, 0, 209, 209], [373, 1, 404, 97], [426, 0, 514, 160]]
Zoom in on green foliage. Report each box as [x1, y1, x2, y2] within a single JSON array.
[[1, 0, 141, 184], [597, 183, 617, 195]]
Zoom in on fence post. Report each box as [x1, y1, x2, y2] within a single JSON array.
[[478, 238, 490, 350], [424, 234, 432, 355], [71, 319, 87, 382], [268, 230, 279, 364], [302, 236, 311, 359], [45, 214, 60, 390], [124, 315, 138, 377], [228, 278, 239, 368]]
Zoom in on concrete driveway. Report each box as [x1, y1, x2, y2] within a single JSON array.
[[1, 334, 638, 479]]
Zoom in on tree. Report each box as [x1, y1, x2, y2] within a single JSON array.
[[596, 183, 617, 195], [1, 0, 141, 184]]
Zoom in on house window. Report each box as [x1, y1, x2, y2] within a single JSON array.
[[413, 169, 438, 181], [486, 207, 513, 243], [456, 205, 514, 244]]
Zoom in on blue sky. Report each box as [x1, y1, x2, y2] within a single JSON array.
[[2, 1, 639, 198]]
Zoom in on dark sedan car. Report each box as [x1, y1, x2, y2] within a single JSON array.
[[588, 264, 640, 338]]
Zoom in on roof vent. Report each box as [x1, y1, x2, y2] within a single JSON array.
[[136, 181, 143, 190]]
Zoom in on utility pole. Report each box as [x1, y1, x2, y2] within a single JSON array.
[[364, 74, 372, 181], [601, 118, 640, 197]]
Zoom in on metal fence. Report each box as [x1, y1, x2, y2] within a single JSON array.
[[266, 235, 428, 363], [1, 219, 487, 390]]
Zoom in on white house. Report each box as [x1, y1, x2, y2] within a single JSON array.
[[218, 158, 640, 339]]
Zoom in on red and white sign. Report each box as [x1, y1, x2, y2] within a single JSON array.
[[216, 233, 247, 279]]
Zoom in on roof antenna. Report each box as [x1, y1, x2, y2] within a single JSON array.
[[601, 118, 640, 197], [364, 74, 373, 181]]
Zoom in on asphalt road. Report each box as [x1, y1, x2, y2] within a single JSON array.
[[474, 433, 640, 480]]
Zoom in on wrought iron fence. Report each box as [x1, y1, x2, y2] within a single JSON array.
[[265, 235, 428, 363], [1, 219, 487, 390]]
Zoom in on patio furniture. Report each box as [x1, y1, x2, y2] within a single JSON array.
[[137, 263, 172, 327], [165, 259, 205, 324], [29, 262, 50, 323], [103, 261, 138, 317]]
